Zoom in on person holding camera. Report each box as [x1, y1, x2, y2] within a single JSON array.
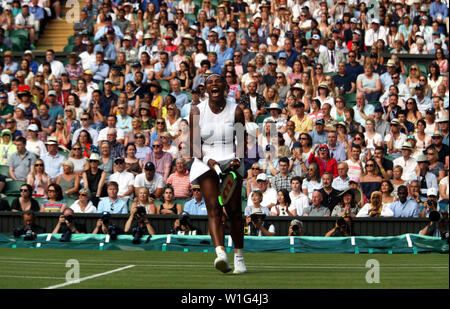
[[419, 188, 439, 218], [124, 205, 156, 241], [419, 211, 449, 239], [92, 211, 123, 239], [51, 208, 87, 241], [325, 216, 353, 237], [288, 219, 304, 236], [170, 211, 203, 235], [13, 210, 46, 240], [245, 208, 276, 237]]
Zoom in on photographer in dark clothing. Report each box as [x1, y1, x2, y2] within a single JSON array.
[[170, 211, 203, 235], [325, 216, 353, 237], [124, 206, 156, 244], [420, 211, 449, 240], [13, 211, 46, 239], [92, 211, 123, 239], [245, 208, 275, 236], [51, 208, 87, 242]]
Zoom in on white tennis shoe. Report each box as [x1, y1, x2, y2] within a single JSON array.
[[233, 256, 247, 274], [214, 254, 232, 273]]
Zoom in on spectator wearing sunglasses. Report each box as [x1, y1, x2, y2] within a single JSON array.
[[183, 184, 207, 215]]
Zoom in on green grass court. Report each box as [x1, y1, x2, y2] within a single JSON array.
[[0, 248, 448, 289]]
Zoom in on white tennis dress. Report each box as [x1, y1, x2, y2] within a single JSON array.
[[190, 97, 244, 183]]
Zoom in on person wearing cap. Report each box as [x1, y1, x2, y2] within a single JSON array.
[[412, 153, 439, 198], [0, 129, 17, 165], [119, 34, 139, 64], [384, 118, 408, 158], [94, 34, 118, 63], [17, 90, 38, 120], [393, 142, 418, 181], [412, 84, 432, 115], [263, 103, 287, 133], [134, 161, 164, 199], [82, 152, 107, 205], [436, 115, 449, 146], [364, 18, 387, 48], [380, 59, 402, 93], [182, 184, 207, 216]]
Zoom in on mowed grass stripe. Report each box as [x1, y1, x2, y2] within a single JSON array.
[[0, 249, 447, 289]]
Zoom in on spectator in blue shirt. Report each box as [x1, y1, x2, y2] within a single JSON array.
[[310, 118, 328, 147], [430, 0, 448, 22], [90, 52, 110, 83], [183, 185, 207, 215], [94, 36, 117, 62], [216, 37, 234, 70], [170, 79, 189, 111], [276, 39, 299, 68], [389, 185, 419, 218], [97, 181, 129, 214], [94, 15, 124, 41], [153, 52, 177, 81]]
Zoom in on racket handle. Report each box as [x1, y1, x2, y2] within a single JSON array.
[[214, 164, 222, 175]]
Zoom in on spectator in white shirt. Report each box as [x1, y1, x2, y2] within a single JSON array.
[[393, 142, 418, 181]]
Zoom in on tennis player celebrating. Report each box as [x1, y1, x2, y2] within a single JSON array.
[[189, 73, 247, 274]]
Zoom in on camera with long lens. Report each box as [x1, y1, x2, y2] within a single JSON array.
[[134, 206, 146, 218], [64, 215, 74, 223], [179, 211, 191, 226], [131, 226, 143, 244], [13, 227, 36, 240], [250, 213, 265, 223]]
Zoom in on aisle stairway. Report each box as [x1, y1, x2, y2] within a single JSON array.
[[35, 0, 86, 52]]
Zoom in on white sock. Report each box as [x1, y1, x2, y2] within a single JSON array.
[[235, 249, 244, 260], [215, 246, 226, 258]]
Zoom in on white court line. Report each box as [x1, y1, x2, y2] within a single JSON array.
[[0, 259, 446, 270], [0, 275, 64, 280], [42, 265, 135, 289]]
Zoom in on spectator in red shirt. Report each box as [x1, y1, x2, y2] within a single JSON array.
[[308, 144, 338, 177], [166, 158, 191, 199]]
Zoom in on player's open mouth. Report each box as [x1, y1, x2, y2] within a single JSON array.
[[211, 87, 220, 96]]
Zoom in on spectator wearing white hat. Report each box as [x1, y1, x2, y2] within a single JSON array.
[[246, 173, 277, 210], [364, 18, 388, 49], [393, 142, 418, 181]]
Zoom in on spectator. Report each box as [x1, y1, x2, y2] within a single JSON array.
[[287, 219, 305, 236], [389, 185, 419, 218], [270, 157, 293, 192], [356, 65, 382, 103], [360, 159, 383, 201], [246, 173, 277, 210], [40, 183, 66, 213], [130, 187, 157, 215], [326, 130, 346, 163], [309, 118, 329, 146], [10, 184, 40, 212], [38, 50, 65, 79], [166, 158, 191, 199], [183, 184, 207, 216], [410, 154, 439, 200], [26, 158, 51, 199], [41, 137, 65, 181], [303, 190, 330, 217], [82, 153, 107, 206], [324, 216, 353, 237], [373, 146, 393, 180], [331, 187, 361, 218], [143, 139, 173, 183], [97, 181, 129, 214], [385, 118, 407, 158], [109, 157, 135, 201], [427, 131, 449, 164], [55, 160, 80, 200], [319, 172, 342, 214], [426, 148, 446, 183], [70, 188, 97, 214], [156, 185, 183, 215], [271, 189, 294, 216], [393, 142, 418, 181]]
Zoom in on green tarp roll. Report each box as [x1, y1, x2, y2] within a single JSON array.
[[0, 233, 447, 254]]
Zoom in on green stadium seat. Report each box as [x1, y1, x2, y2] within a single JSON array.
[[0, 165, 10, 179], [3, 180, 27, 196], [185, 13, 196, 23], [3, 195, 16, 206], [58, 150, 69, 158], [63, 198, 77, 207], [255, 114, 270, 124], [158, 80, 171, 92], [343, 92, 356, 106]]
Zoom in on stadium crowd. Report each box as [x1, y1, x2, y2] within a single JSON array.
[[0, 0, 449, 236]]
